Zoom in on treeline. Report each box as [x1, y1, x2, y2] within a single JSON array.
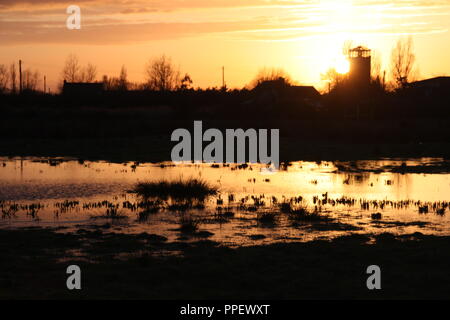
[[2, 83, 449, 122], [0, 62, 40, 94], [0, 36, 429, 95]]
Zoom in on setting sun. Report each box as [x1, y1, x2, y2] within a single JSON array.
[[335, 57, 350, 74]]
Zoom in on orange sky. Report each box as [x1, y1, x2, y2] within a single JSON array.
[[1, 0, 450, 92]]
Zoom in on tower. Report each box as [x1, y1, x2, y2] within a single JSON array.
[[348, 46, 371, 87]]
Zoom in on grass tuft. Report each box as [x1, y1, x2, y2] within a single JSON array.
[[256, 212, 278, 227], [280, 202, 329, 223], [178, 214, 201, 234], [133, 178, 218, 200]]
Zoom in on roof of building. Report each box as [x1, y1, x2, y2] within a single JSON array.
[[410, 76, 450, 88], [62, 81, 104, 96], [63, 81, 104, 88], [286, 86, 321, 99], [253, 78, 321, 99]]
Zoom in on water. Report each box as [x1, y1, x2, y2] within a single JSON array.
[[0, 157, 449, 246]]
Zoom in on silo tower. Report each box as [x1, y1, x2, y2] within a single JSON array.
[[348, 46, 371, 86]]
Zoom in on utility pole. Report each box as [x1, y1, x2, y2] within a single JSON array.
[[44, 75, 46, 93], [222, 66, 225, 89], [19, 60, 23, 94]]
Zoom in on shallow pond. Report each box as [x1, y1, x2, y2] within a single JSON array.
[[0, 157, 449, 246]]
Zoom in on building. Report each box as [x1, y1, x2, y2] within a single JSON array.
[[251, 78, 321, 108], [408, 77, 450, 97], [62, 80, 104, 97], [348, 46, 371, 87]]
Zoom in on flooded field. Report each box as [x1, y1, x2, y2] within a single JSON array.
[[0, 157, 449, 246]]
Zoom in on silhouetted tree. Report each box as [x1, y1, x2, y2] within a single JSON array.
[[342, 40, 354, 57], [321, 67, 345, 92], [249, 67, 294, 89], [22, 68, 39, 91], [61, 54, 97, 83], [9, 63, 17, 94], [103, 75, 117, 91], [81, 63, 97, 83], [180, 73, 193, 90], [145, 55, 180, 91], [0, 64, 8, 93], [118, 65, 128, 91], [391, 37, 416, 88], [102, 66, 129, 91], [371, 50, 386, 90], [62, 54, 81, 82]]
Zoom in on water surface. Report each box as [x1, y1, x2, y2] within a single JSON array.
[[1, 157, 449, 246]]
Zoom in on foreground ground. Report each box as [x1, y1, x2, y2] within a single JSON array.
[[1, 104, 449, 163], [1, 137, 449, 164], [1, 227, 450, 299]]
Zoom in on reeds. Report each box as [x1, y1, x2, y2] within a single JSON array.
[[280, 201, 329, 223], [256, 211, 278, 226], [133, 178, 218, 200], [179, 214, 201, 233], [289, 207, 328, 222]]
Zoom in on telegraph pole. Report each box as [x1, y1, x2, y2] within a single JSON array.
[[44, 75, 46, 93], [222, 66, 225, 89], [19, 60, 22, 93]]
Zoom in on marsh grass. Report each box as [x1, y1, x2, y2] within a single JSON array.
[[178, 214, 201, 234], [25, 204, 42, 220], [106, 207, 127, 219], [90, 206, 127, 220], [289, 207, 329, 223], [256, 211, 278, 227], [137, 207, 160, 222], [280, 201, 329, 223], [1, 202, 19, 219], [133, 178, 218, 200]]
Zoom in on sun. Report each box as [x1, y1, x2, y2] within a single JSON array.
[[335, 56, 350, 74]]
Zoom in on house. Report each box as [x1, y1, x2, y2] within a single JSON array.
[[251, 78, 322, 108], [62, 80, 104, 97], [408, 77, 450, 97]]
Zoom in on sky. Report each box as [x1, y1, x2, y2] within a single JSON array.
[[1, 0, 450, 92]]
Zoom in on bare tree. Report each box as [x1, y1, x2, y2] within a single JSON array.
[[371, 50, 382, 80], [321, 67, 346, 92], [342, 40, 354, 57], [390, 36, 416, 88], [9, 63, 17, 94], [61, 54, 98, 86], [180, 73, 193, 90], [118, 65, 128, 91], [22, 68, 39, 91], [0, 64, 8, 93], [62, 54, 81, 82], [102, 66, 128, 91], [82, 63, 97, 83], [145, 55, 180, 91], [370, 50, 387, 90], [248, 67, 294, 89]]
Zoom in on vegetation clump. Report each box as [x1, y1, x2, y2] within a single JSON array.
[[280, 201, 329, 223], [256, 211, 278, 227], [133, 178, 218, 200], [178, 214, 201, 234]]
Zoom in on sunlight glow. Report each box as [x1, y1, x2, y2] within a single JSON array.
[[1, 0, 449, 89], [319, 0, 355, 30], [335, 57, 350, 74]]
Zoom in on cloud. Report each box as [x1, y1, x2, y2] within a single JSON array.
[[0, 0, 297, 11], [0, 0, 448, 45], [0, 17, 283, 44]]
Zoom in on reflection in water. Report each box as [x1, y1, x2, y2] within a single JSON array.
[[0, 157, 449, 246]]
